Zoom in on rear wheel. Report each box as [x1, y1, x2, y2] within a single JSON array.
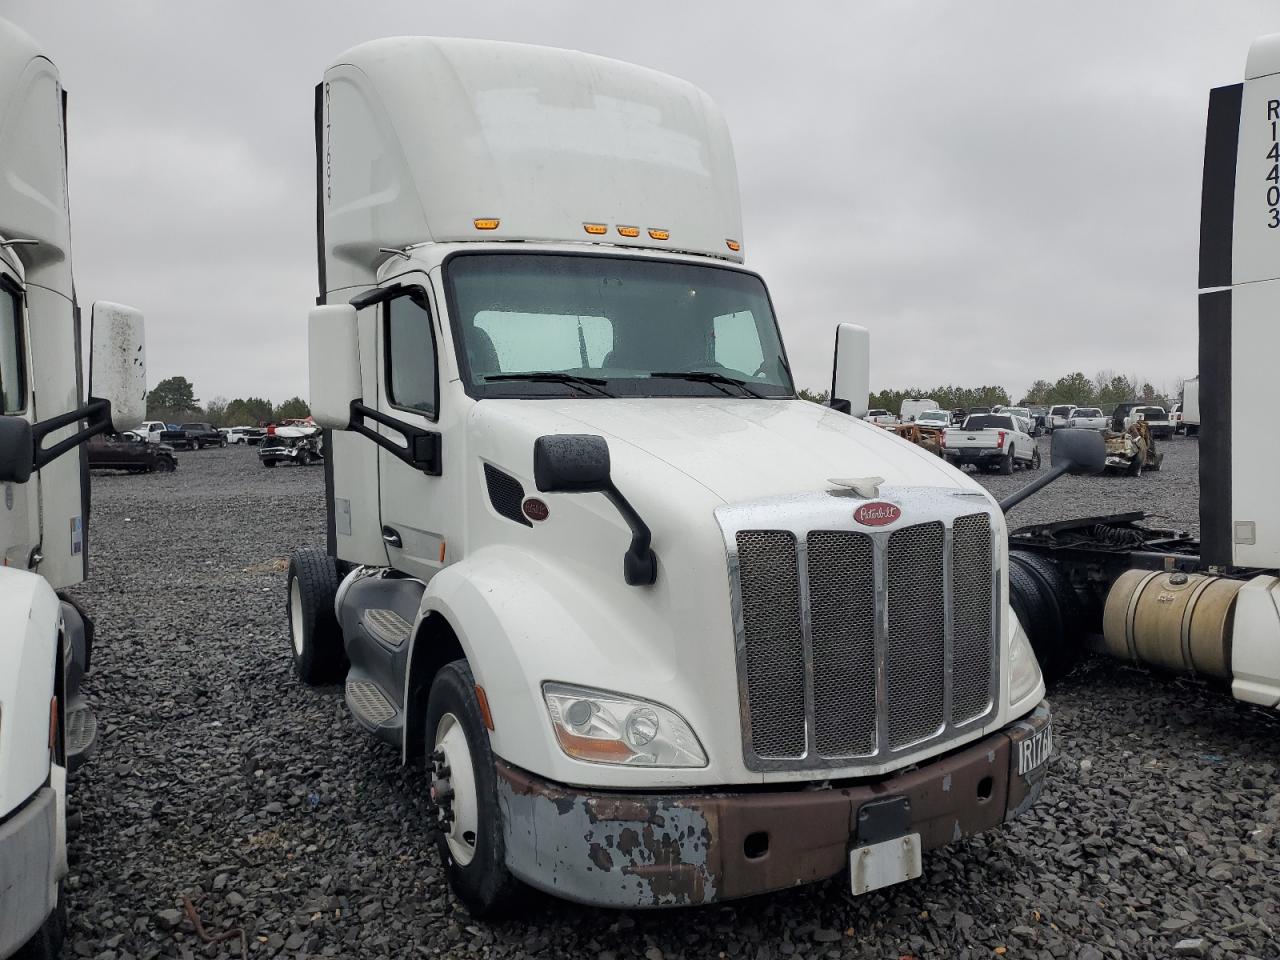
[[297, 450, 313, 466], [287, 548, 345, 683], [426, 660, 522, 918], [999, 450, 1014, 475], [1030, 447, 1041, 470]]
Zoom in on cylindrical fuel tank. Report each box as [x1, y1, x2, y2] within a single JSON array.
[[1101, 569, 1244, 678]]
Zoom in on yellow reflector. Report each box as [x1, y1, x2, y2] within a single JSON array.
[[617, 225, 640, 238], [648, 228, 670, 241], [473, 218, 500, 230], [583, 223, 608, 235], [726, 239, 741, 252]]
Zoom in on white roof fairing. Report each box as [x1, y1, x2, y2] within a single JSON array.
[[321, 37, 745, 293]]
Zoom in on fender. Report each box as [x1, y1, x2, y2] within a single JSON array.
[[0, 567, 60, 819], [401, 545, 698, 788]]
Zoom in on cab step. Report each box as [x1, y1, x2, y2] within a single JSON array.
[[65, 702, 98, 771], [346, 678, 399, 729], [362, 608, 412, 647]]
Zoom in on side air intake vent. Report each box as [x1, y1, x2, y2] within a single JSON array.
[[485, 464, 532, 527]]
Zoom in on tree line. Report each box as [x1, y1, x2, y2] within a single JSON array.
[[799, 369, 1183, 415], [145, 376, 310, 426]]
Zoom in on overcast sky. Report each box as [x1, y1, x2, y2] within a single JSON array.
[[3, 1, 1276, 404]]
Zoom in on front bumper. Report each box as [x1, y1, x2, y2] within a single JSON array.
[[496, 701, 1051, 908], [0, 787, 58, 956]]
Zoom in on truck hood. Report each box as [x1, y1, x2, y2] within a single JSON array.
[[482, 397, 980, 503]]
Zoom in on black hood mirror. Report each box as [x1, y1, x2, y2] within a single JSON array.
[[1051, 428, 1106, 475]]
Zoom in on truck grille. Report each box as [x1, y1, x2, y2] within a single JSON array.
[[730, 511, 997, 769]]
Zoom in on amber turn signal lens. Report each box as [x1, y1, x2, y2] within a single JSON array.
[[583, 223, 608, 235], [473, 218, 500, 230], [648, 228, 670, 240], [726, 239, 741, 252], [617, 225, 640, 238]]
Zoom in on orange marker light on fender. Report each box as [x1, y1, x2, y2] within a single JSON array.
[[648, 228, 670, 241], [475, 686, 495, 731], [583, 222, 608, 235], [726, 239, 741, 252], [617, 225, 640, 238], [473, 218, 500, 230]]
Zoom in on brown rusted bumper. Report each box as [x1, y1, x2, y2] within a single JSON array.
[[496, 700, 1051, 907]]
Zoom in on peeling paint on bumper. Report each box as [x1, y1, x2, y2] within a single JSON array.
[[496, 700, 1051, 908]]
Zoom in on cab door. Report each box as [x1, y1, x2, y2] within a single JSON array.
[[375, 279, 454, 583], [0, 270, 38, 568]]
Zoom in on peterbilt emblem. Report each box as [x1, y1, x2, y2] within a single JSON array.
[[853, 502, 901, 526]]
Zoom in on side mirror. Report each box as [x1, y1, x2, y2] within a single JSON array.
[[534, 434, 657, 586], [830, 323, 869, 418], [533, 434, 611, 492], [1051, 428, 1106, 475], [309, 305, 361, 429], [89, 302, 146, 433], [0, 416, 33, 484]]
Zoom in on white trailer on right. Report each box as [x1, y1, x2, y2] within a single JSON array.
[[1008, 32, 1280, 708]]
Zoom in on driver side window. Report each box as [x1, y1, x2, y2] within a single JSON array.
[[386, 293, 439, 418], [0, 281, 25, 414]]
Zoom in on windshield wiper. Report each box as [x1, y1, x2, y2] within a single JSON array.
[[484, 372, 614, 397], [648, 370, 765, 398]]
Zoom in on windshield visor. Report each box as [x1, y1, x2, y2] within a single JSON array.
[[446, 254, 794, 399]]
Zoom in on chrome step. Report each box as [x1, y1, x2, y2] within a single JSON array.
[[346, 679, 397, 727], [65, 703, 98, 770], [362, 608, 412, 647]]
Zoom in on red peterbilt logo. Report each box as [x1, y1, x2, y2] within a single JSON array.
[[853, 502, 901, 526]]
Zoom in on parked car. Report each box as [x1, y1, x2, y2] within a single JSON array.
[[259, 426, 324, 467], [160, 422, 227, 450], [941, 413, 1039, 474], [137, 419, 166, 444], [1067, 407, 1107, 430], [899, 398, 940, 422], [224, 425, 265, 445], [1170, 401, 1184, 433], [862, 408, 898, 427], [914, 408, 951, 429], [1130, 405, 1173, 439], [1001, 406, 1041, 436], [86, 434, 177, 473], [1028, 405, 1049, 433], [1047, 404, 1074, 431], [950, 406, 967, 425]]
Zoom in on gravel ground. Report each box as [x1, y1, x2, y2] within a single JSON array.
[[61, 435, 1280, 960]]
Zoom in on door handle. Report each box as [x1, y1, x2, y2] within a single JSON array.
[[381, 526, 402, 548]]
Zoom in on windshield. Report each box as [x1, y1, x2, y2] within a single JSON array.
[[918, 411, 948, 423], [446, 254, 794, 399]]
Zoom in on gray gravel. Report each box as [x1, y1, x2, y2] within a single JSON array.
[[63, 436, 1280, 959]]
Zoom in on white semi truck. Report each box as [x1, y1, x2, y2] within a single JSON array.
[[287, 37, 1070, 914], [0, 19, 145, 959], [1009, 34, 1280, 706]]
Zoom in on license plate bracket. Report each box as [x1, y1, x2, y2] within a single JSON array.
[[849, 834, 923, 896]]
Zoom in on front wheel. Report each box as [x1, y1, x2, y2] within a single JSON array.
[[297, 450, 313, 466], [286, 548, 345, 684], [426, 661, 522, 918], [1030, 447, 1042, 470]]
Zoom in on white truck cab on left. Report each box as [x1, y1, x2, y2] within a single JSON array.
[[0, 18, 145, 960]]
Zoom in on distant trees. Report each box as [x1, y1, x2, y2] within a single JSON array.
[[144, 376, 309, 426], [867, 384, 1011, 415]]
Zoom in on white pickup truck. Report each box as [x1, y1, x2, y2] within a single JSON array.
[[941, 414, 1039, 474], [1128, 405, 1174, 439], [1067, 407, 1108, 431]]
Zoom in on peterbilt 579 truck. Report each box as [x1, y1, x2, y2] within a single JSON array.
[[0, 18, 146, 959], [286, 37, 1061, 915], [1010, 34, 1280, 705]]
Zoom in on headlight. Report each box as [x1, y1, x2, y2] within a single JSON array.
[[1008, 621, 1043, 705], [542, 683, 708, 768]]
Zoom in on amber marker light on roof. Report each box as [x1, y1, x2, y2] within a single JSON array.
[[726, 239, 741, 252], [583, 222, 608, 235], [617, 225, 640, 238], [473, 218, 500, 230], [648, 228, 670, 240]]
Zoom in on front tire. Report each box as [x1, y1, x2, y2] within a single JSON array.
[[426, 660, 522, 918], [1030, 447, 1042, 470], [14, 885, 66, 960], [286, 548, 345, 684]]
